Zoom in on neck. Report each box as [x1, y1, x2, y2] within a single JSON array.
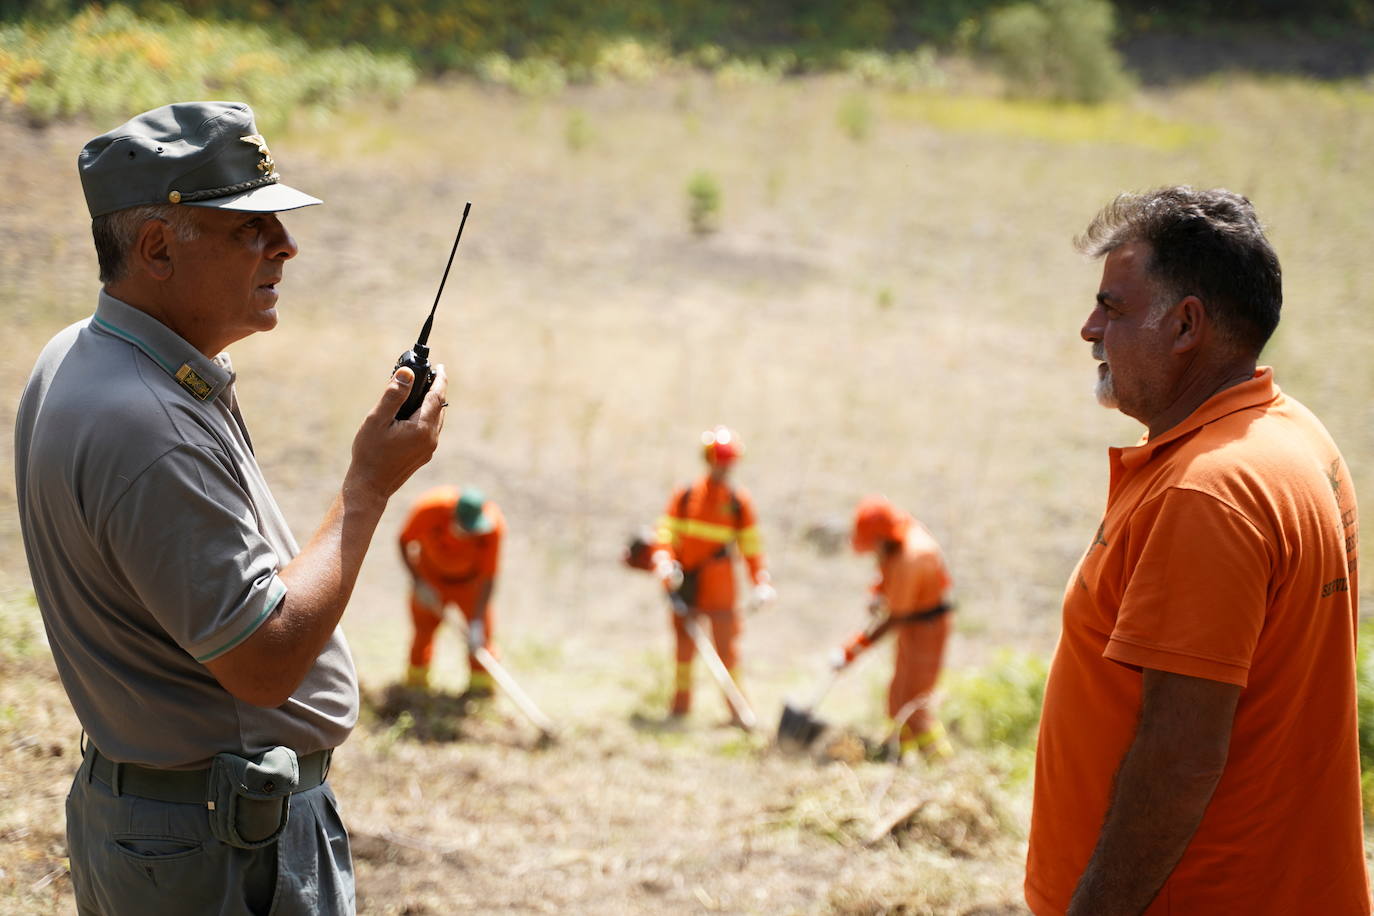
[[105, 280, 227, 358], [1145, 356, 1257, 439]]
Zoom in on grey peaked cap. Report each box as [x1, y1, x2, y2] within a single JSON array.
[[78, 101, 321, 218]]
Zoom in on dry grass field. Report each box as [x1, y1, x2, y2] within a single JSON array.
[[3, 62, 1374, 913]]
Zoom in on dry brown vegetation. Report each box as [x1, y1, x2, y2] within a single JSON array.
[[3, 66, 1374, 913]]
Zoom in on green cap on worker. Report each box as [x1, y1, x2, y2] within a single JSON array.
[[78, 101, 322, 218], [455, 487, 494, 534]]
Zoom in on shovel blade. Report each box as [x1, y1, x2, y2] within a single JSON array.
[[777, 700, 827, 752]]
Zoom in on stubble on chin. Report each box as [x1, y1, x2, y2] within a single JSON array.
[[1094, 369, 1118, 408], [1091, 342, 1117, 408]]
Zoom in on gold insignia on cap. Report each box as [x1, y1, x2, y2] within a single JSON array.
[[240, 134, 278, 178], [175, 364, 214, 401], [168, 190, 182, 204]]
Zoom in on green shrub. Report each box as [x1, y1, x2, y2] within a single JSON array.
[[981, 0, 1132, 103], [837, 92, 875, 141], [565, 109, 592, 152], [841, 47, 946, 91], [0, 5, 415, 128], [1357, 618, 1374, 810], [686, 169, 721, 236], [943, 648, 1048, 756]]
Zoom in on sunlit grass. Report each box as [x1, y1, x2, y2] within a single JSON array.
[[886, 91, 1208, 149]]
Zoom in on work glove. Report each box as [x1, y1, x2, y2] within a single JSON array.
[[748, 582, 777, 613], [833, 631, 872, 668], [654, 557, 684, 592], [412, 579, 442, 615]]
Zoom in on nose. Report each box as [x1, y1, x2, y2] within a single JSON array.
[[264, 215, 299, 261], [1081, 304, 1104, 343]]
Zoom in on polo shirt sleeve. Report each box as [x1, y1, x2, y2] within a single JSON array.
[[1106, 487, 1274, 687], [101, 443, 287, 664]]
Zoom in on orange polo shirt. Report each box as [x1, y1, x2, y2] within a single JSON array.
[[1026, 369, 1369, 915], [400, 487, 503, 587]]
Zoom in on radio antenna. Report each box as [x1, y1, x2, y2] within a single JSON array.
[[417, 200, 471, 348]]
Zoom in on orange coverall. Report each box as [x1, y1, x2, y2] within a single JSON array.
[[399, 487, 503, 688], [846, 521, 953, 757], [656, 476, 767, 715]]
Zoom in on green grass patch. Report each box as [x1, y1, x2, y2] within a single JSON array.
[[942, 648, 1048, 779], [0, 589, 42, 665], [0, 4, 416, 128], [886, 91, 1207, 149], [1357, 618, 1374, 811]]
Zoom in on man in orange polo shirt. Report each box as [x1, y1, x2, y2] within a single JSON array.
[[834, 496, 955, 760], [399, 485, 503, 695], [653, 426, 774, 719], [1026, 187, 1370, 914]]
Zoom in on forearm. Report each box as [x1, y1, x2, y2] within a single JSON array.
[[209, 479, 388, 706], [205, 363, 446, 706], [1069, 671, 1236, 915], [473, 579, 494, 620], [276, 477, 389, 654]]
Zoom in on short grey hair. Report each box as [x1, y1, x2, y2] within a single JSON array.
[[1075, 187, 1282, 356], [92, 204, 201, 284]]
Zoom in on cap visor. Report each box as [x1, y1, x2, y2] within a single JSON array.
[[185, 182, 322, 213]]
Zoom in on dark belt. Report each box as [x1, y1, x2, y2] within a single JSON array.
[[891, 601, 954, 624], [85, 743, 331, 805]]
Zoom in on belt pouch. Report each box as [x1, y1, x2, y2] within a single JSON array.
[[207, 747, 299, 849]]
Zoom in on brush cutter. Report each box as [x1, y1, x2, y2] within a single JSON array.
[[670, 593, 758, 731], [443, 608, 557, 742]]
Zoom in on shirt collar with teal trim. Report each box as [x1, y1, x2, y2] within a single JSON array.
[[91, 291, 233, 403]]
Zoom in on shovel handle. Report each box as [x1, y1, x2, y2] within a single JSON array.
[[444, 609, 557, 737], [682, 615, 758, 730]]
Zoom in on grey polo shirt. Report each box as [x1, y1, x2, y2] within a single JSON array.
[[14, 292, 357, 769]]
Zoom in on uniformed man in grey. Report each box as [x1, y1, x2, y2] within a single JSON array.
[[14, 101, 448, 914]]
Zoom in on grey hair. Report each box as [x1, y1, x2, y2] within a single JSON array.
[[1075, 186, 1282, 355], [92, 204, 202, 284]]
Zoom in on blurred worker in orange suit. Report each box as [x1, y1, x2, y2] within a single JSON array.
[[399, 485, 504, 695], [652, 426, 775, 719], [835, 496, 955, 760]]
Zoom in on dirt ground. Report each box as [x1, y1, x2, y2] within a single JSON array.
[[3, 60, 1374, 913]]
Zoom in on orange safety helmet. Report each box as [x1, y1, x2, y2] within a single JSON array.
[[701, 425, 744, 467], [851, 496, 911, 553]]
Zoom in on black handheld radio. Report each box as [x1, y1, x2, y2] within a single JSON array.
[[394, 201, 472, 420]]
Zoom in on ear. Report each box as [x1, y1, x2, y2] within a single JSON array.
[[130, 217, 175, 281], [1171, 295, 1207, 354]]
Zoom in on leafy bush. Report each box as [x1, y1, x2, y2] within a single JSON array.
[[686, 169, 721, 236], [837, 92, 875, 142], [942, 648, 1048, 769], [841, 47, 946, 91], [0, 5, 415, 127], [981, 0, 1132, 103], [1357, 618, 1374, 810]]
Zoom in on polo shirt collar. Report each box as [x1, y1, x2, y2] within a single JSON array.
[[91, 291, 233, 403], [1113, 367, 1278, 471]]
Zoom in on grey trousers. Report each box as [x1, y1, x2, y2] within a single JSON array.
[[66, 750, 355, 915]]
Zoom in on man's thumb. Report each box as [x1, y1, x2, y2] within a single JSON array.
[[383, 366, 415, 405]]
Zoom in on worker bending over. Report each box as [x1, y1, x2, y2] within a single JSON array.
[[400, 485, 503, 695], [654, 426, 775, 719], [837, 496, 955, 760]]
